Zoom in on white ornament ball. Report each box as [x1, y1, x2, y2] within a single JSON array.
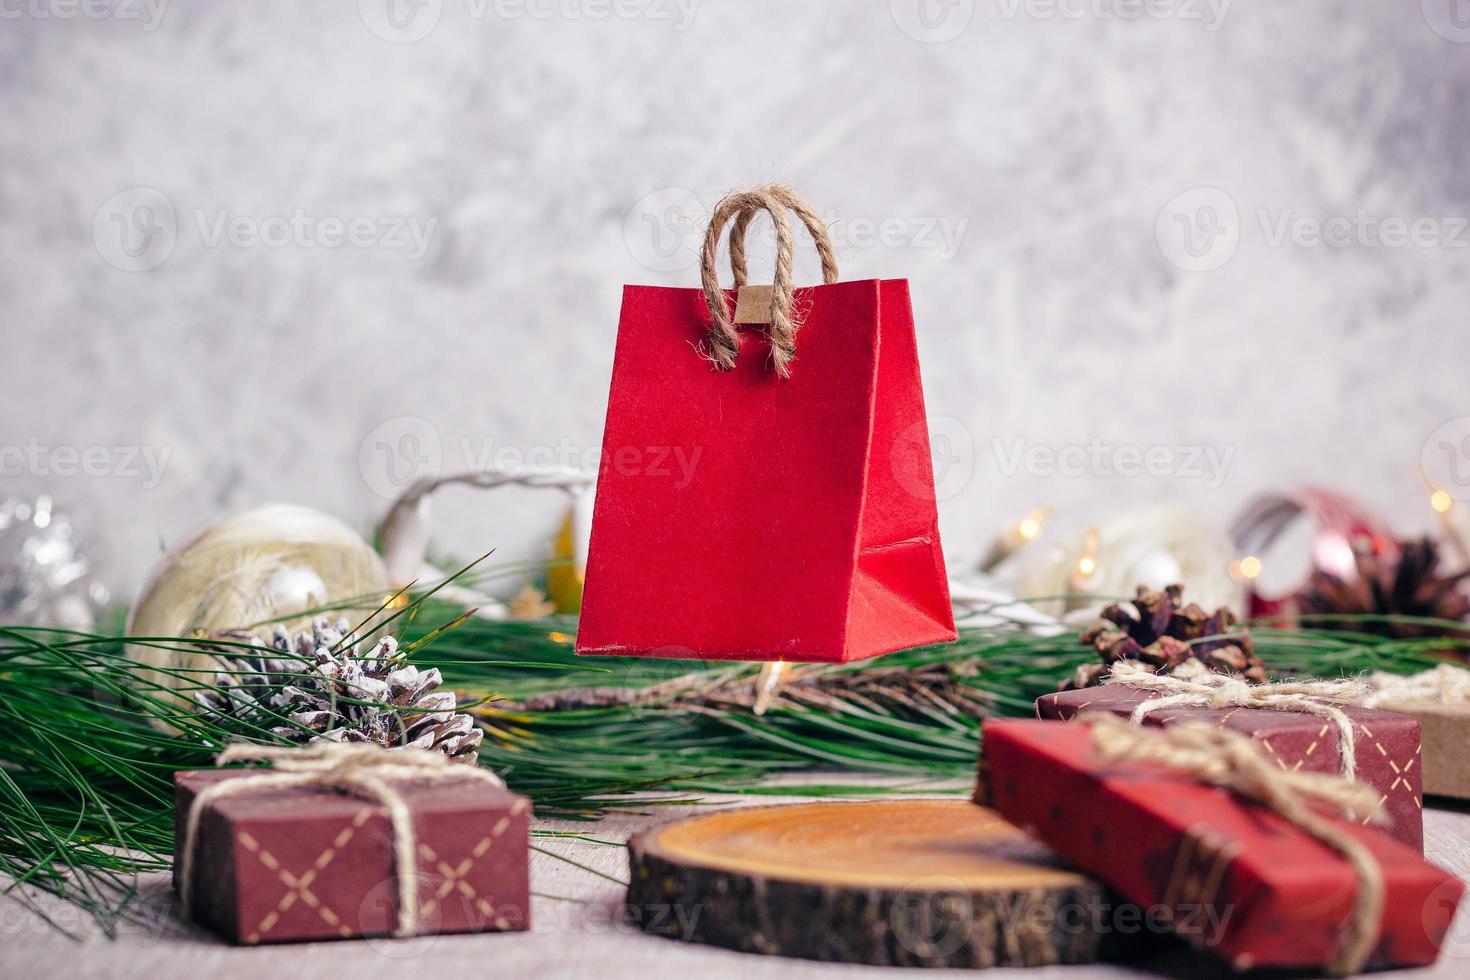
[[126, 503, 391, 713], [1015, 502, 1243, 618]]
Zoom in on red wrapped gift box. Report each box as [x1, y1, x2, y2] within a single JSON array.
[[1037, 684, 1423, 851], [977, 720, 1462, 971], [174, 770, 531, 944]]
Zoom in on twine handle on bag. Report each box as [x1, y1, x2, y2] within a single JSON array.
[[699, 185, 839, 377]]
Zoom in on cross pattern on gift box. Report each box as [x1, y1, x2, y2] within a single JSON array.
[[1255, 721, 1420, 825], [1361, 722, 1423, 817], [237, 807, 374, 943], [416, 798, 529, 930], [1054, 701, 1422, 829]]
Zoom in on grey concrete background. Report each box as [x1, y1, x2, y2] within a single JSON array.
[[3, 1, 1470, 600]]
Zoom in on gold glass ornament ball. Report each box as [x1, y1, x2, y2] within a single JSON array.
[[126, 502, 393, 711]]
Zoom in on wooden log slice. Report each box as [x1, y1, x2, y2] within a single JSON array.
[[627, 799, 1106, 969]]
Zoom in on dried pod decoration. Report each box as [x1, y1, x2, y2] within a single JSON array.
[[1064, 584, 1265, 690]]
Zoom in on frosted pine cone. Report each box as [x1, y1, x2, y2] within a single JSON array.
[[197, 618, 482, 763]]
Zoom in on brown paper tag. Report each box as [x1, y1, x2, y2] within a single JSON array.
[[733, 285, 774, 325]]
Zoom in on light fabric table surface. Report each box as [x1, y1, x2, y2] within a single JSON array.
[[6, 782, 1470, 980]]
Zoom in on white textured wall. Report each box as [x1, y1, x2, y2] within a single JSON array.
[[3, 1, 1470, 598]]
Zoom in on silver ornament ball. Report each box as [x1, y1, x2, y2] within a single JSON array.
[[0, 494, 109, 630]]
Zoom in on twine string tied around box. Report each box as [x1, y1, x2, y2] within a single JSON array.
[[178, 741, 505, 938], [1087, 714, 1385, 976], [1106, 661, 1373, 780]]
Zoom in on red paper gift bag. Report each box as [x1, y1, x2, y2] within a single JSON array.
[[577, 186, 956, 662]]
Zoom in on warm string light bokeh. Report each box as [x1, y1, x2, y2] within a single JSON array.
[[977, 505, 1053, 572], [1063, 528, 1102, 612], [748, 484, 1468, 707]]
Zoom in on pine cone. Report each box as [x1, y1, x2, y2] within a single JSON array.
[[197, 618, 483, 763], [1063, 584, 1265, 690], [1298, 537, 1470, 640]]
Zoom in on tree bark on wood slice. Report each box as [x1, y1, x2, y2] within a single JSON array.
[[627, 799, 1107, 969]]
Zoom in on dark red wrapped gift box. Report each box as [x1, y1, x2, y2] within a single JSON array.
[[1037, 684, 1423, 851], [977, 719, 1462, 972], [174, 769, 531, 945]]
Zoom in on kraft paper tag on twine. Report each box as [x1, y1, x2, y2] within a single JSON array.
[[733, 285, 775, 325], [178, 742, 505, 939]]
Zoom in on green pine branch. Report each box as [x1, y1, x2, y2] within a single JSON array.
[[1, 593, 1463, 934]]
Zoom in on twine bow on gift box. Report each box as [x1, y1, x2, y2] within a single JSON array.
[[178, 742, 506, 939], [1106, 661, 1374, 779], [1087, 714, 1387, 976]]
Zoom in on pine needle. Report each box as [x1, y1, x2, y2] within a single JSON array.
[[1, 593, 1463, 934]]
